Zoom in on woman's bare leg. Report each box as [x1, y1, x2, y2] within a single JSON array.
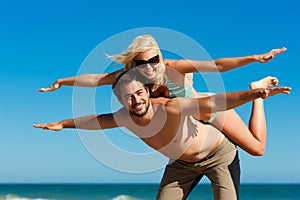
[[211, 76, 278, 156]]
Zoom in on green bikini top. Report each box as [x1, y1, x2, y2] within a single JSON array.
[[165, 76, 193, 98]]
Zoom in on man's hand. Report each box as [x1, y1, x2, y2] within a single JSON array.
[[260, 86, 291, 99], [38, 81, 61, 92], [33, 121, 63, 131], [255, 47, 287, 63]]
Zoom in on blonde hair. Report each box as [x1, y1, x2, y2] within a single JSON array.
[[107, 35, 166, 91]]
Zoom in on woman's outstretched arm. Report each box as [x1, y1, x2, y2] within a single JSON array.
[[38, 69, 123, 92], [164, 47, 286, 74]]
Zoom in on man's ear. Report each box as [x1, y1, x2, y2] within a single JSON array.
[[147, 87, 150, 97], [144, 86, 150, 97]]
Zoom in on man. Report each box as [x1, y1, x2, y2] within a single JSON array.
[[34, 70, 290, 200]]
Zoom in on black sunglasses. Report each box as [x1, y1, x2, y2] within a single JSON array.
[[134, 55, 160, 68]]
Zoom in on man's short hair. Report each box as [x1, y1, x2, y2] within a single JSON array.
[[112, 69, 147, 99]]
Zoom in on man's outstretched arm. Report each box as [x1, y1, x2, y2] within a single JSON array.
[[166, 86, 291, 116], [33, 113, 118, 131], [208, 86, 291, 112]]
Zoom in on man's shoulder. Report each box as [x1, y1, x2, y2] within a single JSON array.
[[113, 108, 131, 125]]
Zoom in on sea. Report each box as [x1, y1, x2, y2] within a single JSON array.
[[0, 184, 299, 200]]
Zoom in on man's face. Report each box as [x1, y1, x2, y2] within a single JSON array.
[[119, 80, 150, 117]]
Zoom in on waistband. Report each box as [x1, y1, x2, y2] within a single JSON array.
[[172, 137, 235, 165]]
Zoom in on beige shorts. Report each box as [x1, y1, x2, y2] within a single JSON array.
[[156, 137, 240, 200]]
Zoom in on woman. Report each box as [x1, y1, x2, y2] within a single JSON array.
[[39, 35, 286, 156]]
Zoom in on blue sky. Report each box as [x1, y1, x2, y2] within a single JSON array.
[[0, 0, 299, 183]]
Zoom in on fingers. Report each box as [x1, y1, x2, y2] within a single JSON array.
[[271, 47, 287, 55], [272, 86, 291, 92], [33, 124, 47, 129], [261, 86, 291, 99], [277, 86, 291, 91], [269, 86, 292, 97], [33, 123, 62, 131], [269, 47, 287, 57], [260, 47, 287, 63], [38, 82, 60, 92], [279, 86, 292, 94], [38, 87, 52, 92]]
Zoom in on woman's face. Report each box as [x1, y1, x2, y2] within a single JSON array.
[[134, 49, 160, 81]]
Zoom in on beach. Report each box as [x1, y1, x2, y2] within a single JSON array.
[[0, 183, 299, 200]]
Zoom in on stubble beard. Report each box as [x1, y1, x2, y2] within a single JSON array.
[[130, 100, 150, 117]]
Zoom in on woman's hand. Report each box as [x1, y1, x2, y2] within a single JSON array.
[[254, 47, 287, 63]]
